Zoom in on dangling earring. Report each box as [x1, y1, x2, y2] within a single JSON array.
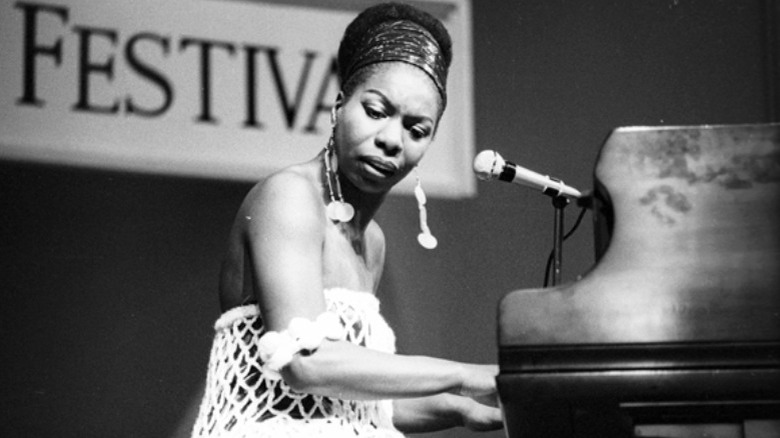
[[414, 170, 437, 249], [323, 130, 355, 223]]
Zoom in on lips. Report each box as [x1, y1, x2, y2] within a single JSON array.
[[360, 156, 399, 178]]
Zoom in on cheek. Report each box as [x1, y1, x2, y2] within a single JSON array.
[[336, 111, 372, 149], [397, 143, 430, 175], [334, 122, 359, 155]]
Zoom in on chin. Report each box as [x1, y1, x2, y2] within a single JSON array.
[[348, 173, 395, 195], [343, 167, 399, 194], [358, 179, 394, 194]]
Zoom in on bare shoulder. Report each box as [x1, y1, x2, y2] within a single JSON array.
[[242, 163, 318, 210], [238, 162, 325, 237]]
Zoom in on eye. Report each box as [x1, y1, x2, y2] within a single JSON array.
[[364, 104, 386, 119], [409, 126, 430, 140], [405, 119, 432, 141]]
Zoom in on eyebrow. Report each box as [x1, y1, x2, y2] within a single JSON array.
[[364, 89, 435, 125]]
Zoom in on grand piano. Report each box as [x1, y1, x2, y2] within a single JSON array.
[[497, 123, 780, 438]]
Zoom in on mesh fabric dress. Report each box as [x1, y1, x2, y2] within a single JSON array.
[[191, 288, 404, 437]]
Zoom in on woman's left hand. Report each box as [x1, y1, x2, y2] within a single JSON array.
[[460, 397, 504, 432]]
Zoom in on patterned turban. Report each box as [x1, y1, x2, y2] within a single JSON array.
[[340, 19, 449, 108]]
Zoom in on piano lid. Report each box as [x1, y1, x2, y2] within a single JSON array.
[[499, 123, 780, 346]]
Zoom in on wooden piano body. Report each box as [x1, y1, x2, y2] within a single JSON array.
[[497, 123, 780, 437]]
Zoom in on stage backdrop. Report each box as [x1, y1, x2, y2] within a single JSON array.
[[0, 0, 475, 197]]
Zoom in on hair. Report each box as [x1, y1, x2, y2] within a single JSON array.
[[337, 2, 453, 110]]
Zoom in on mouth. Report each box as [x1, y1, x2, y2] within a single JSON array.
[[360, 156, 399, 178]]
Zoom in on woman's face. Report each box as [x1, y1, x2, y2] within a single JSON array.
[[334, 62, 441, 194]]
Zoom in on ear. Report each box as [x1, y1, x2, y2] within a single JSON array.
[[331, 92, 345, 125]]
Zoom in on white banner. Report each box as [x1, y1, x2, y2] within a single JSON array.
[[0, 0, 475, 197]]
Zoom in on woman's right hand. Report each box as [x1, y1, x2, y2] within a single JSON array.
[[459, 364, 499, 402]]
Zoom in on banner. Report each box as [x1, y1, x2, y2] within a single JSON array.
[[0, 0, 475, 197]]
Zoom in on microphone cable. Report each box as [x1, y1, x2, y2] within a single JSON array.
[[543, 205, 588, 288]]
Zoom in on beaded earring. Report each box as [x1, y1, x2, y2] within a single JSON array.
[[414, 170, 437, 249], [323, 132, 355, 223]]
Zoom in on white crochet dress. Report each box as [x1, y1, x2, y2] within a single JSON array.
[[191, 288, 404, 437]]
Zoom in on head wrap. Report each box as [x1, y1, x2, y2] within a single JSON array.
[[341, 19, 448, 108]]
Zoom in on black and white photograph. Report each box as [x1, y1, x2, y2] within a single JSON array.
[[1, 1, 778, 437]]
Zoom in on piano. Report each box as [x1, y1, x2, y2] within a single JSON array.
[[497, 123, 780, 438]]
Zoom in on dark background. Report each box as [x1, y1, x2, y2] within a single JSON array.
[[1, 0, 776, 437]]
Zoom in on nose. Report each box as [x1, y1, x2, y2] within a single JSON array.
[[375, 119, 403, 156]]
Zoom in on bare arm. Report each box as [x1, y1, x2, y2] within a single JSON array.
[[243, 170, 328, 329], [241, 168, 497, 401], [283, 340, 497, 401]]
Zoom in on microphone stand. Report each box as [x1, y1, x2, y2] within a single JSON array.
[[548, 194, 570, 286]]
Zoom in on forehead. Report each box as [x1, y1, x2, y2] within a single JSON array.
[[352, 62, 441, 117]]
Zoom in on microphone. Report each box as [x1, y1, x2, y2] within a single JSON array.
[[473, 150, 583, 199]]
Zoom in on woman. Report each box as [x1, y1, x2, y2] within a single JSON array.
[[191, 3, 502, 436]]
